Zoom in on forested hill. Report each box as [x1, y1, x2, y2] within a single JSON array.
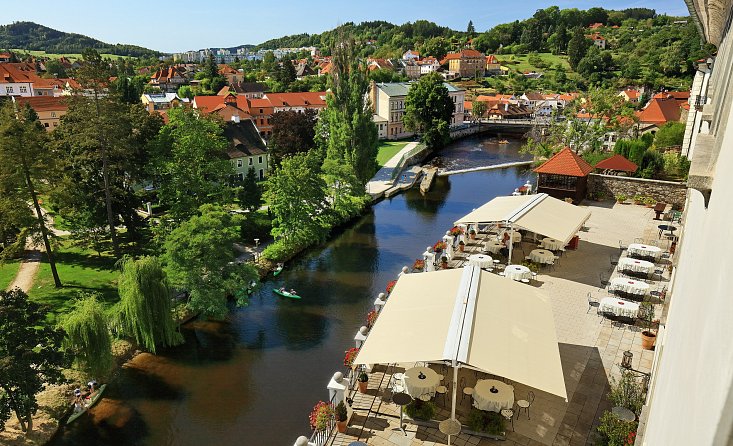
[[0, 22, 161, 58]]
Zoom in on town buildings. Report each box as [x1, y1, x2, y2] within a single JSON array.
[[440, 49, 485, 78], [12, 96, 68, 130]]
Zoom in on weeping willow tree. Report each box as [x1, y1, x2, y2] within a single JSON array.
[[60, 294, 113, 377], [117, 256, 182, 353]]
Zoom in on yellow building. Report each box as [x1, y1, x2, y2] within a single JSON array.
[[441, 49, 486, 78], [13, 96, 68, 131]]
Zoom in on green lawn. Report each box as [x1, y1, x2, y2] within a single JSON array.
[[29, 241, 119, 323], [11, 49, 130, 60], [0, 260, 21, 290], [498, 53, 571, 74], [377, 141, 410, 167]]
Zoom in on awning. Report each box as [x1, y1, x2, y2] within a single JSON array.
[[454, 193, 591, 245], [355, 266, 567, 401]]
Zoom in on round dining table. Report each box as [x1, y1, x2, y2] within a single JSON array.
[[500, 231, 522, 243], [402, 366, 440, 399], [484, 240, 504, 254], [627, 243, 663, 260], [599, 297, 640, 318], [539, 237, 565, 251], [468, 254, 494, 268], [609, 277, 650, 296], [472, 379, 515, 412], [503, 264, 532, 281], [528, 249, 555, 264], [618, 257, 655, 275]]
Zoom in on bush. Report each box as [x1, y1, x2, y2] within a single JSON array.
[[597, 411, 637, 446], [404, 399, 437, 421], [466, 408, 506, 435], [608, 371, 646, 416]]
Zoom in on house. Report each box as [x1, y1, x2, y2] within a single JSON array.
[[588, 22, 604, 29], [401, 60, 421, 80], [486, 103, 533, 120], [440, 49, 485, 78], [520, 92, 546, 110], [13, 96, 68, 130], [150, 66, 188, 92], [402, 50, 420, 61], [141, 93, 189, 112], [0, 52, 12, 62], [218, 81, 268, 99], [588, 33, 606, 49], [635, 97, 683, 133], [295, 62, 316, 79], [0, 63, 37, 97], [373, 114, 388, 139], [652, 91, 691, 107], [218, 65, 244, 84], [593, 154, 638, 175], [418, 57, 441, 75], [619, 88, 641, 103], [485, 54, 501, 75], [367, 58, 395, 72], [369, 81, 465, 140], [223, 117, 269, 181]]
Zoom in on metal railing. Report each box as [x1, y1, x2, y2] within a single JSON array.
[[308, 391, 338, 446]]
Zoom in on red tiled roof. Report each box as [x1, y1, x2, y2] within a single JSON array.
[[636, 98, 682, 125], [15, 96, 69, 112], [588, 23, 604, 29], [440, 49, 485, 65], [652, 91, 690, 100], [264, 91, 327, 108], [534, 147, 594, 177], [594, 154, 638, 172], [622, 89, 640, 99], [486, 54, 499, 64]]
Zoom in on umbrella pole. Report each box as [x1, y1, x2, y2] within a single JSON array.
[[508, 223, 515, 263], [450, 360, 458, 420]]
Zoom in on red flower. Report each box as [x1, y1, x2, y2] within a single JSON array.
[[366, 310, 379, 327], [386, 280, 397, 294], [343, 347, 359, 368]]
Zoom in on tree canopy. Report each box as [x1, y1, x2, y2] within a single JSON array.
[[60, 294, 113, 376], [404, 72, 454, 149]]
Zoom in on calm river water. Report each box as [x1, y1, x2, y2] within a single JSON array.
[[50, 135, 532, 446]]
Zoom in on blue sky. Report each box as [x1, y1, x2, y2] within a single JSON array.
[[8, 0, 690, 53]]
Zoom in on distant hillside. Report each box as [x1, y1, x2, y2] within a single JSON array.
[[0, 21, 161, 58]]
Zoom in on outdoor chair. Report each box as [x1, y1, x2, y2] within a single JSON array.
[[516, 391, 535, 420], [501, 409, 515, 431], [599, 273, 610, 291], [650, 285, 668, 301], [587, 292, 600, 314], [619, 240, 627, 256], [653, 267, 665, 281], [459, 376, 474, 404], [435, 382, 449, 405]]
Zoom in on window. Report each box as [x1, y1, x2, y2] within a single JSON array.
[[259, 108, 263, 113], [44, 123, 50, 128], [258, 156, 263, 164], [237, 159, 243, 168], [248, 158, 253, 166], [51, 112, 56, 118], [19, 86, 28, 94], [259, 169, 264, 180], [5, 86, 13, 93], [238, 173, 244, 181]]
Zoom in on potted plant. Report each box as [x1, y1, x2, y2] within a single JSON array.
[[366, 309, 378, 328], [458, 240, 466, 252], [644, 196, 656, 208], [449, 226, 463, 237], [469, 228, 476, 240], [616, 193, 627, 204], [343, 347, 359, 369], [412, 259, 425, 272], [357, 372, 369, 393], [441, 255, 449, 269], [639, 301, 657, 350], [433, 241, 447, 253], [309, 401, 334, 432], [386, 280, 397, 294], [633, 194, 644, 205], [335, 401, 348, 433]]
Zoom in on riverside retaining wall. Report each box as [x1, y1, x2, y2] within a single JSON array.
[[587, 173, 687, 208]]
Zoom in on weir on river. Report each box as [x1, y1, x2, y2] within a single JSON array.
[[50, 134, 533, 446]]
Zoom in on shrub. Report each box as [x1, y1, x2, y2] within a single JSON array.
[[608, 372, 646, 416], [597, 411, 637, 446], [404, 399, 437, 421], [466, 408, 506, 434], [335, 401, 348, 422]]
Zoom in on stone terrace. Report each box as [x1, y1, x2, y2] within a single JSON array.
[[327, 201, 674, 446]]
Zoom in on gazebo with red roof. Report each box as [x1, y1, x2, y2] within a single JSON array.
[[594, 154, 638, 175], [534, 147, 594, 203]]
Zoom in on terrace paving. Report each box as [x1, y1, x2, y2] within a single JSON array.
[[327, 201, 674, 446]]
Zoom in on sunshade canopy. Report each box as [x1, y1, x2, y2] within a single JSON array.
[[355, 266, 567, 400], [454, 193, 591, 245]]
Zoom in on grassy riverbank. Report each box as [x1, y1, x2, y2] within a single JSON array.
[[0, 259, 21, 290]]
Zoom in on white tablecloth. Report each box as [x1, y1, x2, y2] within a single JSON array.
[[627, 243, 662, 259], [600, 297, 640, 318], [609, 277, 650, 295], [468, 254, 494, 268], [484, 241, 503, 254], [504, 264, 532, 281], [402, 367, 440, 399], [528, 249, 555, 264], [539, 238, 565, 251], [472, 379, 514, 413], [618, 257, 654, 274]]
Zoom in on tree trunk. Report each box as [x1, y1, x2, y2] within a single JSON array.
[[93, 90, 121, 258], [21, 154, 62, 287], [5, 389, 28, 432]]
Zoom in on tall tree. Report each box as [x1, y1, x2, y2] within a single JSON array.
[[0, 289, 68, 432], [0, 102, 62, 287], [150, 108, 234, 222], [471, 100, 488, 122], [237, 167, 262, 212], [467, 21, 476, 38], [567, 27, 590, 70], [162, 205, 258, 319], [117, 256, 182, 353], [269, 109, 318, 167], [403, 72, 454, 149], [59, 294, 113, 376], [317, 36, 379, 190]]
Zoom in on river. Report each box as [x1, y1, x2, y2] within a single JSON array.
[[49, 134, 532, 446]]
